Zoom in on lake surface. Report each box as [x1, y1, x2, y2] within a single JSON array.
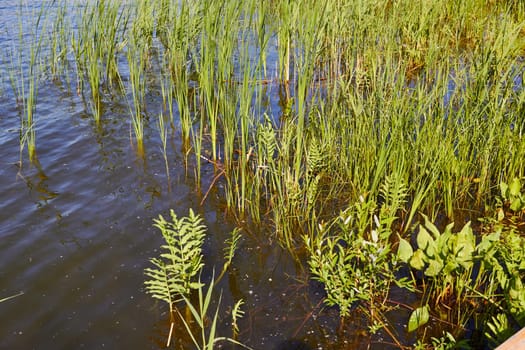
[[0, 1, 408, 349]]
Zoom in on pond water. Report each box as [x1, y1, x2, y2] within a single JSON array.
[[0, 2, 413, 349]]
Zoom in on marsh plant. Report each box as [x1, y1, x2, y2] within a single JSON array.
[[175, 274, 252, 350], [144, 209, 247, 348], [396, 210, 525, 346], [9, 2, 49, 164], [306, 176, 525, 347], [73, 0, 128, 124], [144, 209, 206, 315], [305, 175, 412, 346]]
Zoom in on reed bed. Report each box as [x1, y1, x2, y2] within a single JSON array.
[[5, 0, 525, 347]]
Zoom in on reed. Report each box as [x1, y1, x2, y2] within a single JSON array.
[[46, 0, 69, 80], [13, 1, 48, 164], [71, 0, 129, 124], [197, 0, 220, 163], [126, 35, 147, 156], [157, 113, 171, 189], [160, 0, 200, 149]]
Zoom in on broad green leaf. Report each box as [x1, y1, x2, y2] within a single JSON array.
[[443, 260, 459, 274], [423, 215, 441, 239], [456, 222, 475, 268], [408, 305, 429, 332], [509, 178, 522, 197], [500, 181, 509, 199], [410, 249, 426, 270], [443, 222, 455, 236], [417, 227, 435, 257], [397, 237, 413, 263], [424, 258, 443, 277], [510, 198, 523, 212], [478, 231, 500, 255]]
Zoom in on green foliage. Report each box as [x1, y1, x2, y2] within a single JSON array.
[[493, 229, 525, 326], [408, 305, 429, 332], [176, 275, 253, 350], [409, 217, 476, 279], [144, 209, 251, 348], [215, 227, 242, 285], [222, 228, 241, 272], [484, 313, 514, 348], [177, 274, 220, 350], [144, 209, 206, 311], [306, 175, 409, 317], [415, 331, 471, 350], [398, 218, 485, 324], [231, 299, 245, 339], [398, 208, 525, 345], [499, 178, 525, 213], [6, 0, 525, 347]]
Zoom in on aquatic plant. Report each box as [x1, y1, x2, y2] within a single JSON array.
[[398, 218, 483, 330], [176, 274, 253, 350], [5, 0, 525, 346], [73, 0, 128, 124], [498, 178, 525, 214], [397, 210, 525, 345], [157, 113, 171, 188], [46, 0, 70, 80], [144, 209, 249, 348], [306, 175, 410, 346], [306, 174, 525, 346], [10, 2, 48, 164], [215, 227, 241, 285], [144, 209, 206, 313], [126, 35, 147, 155]]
